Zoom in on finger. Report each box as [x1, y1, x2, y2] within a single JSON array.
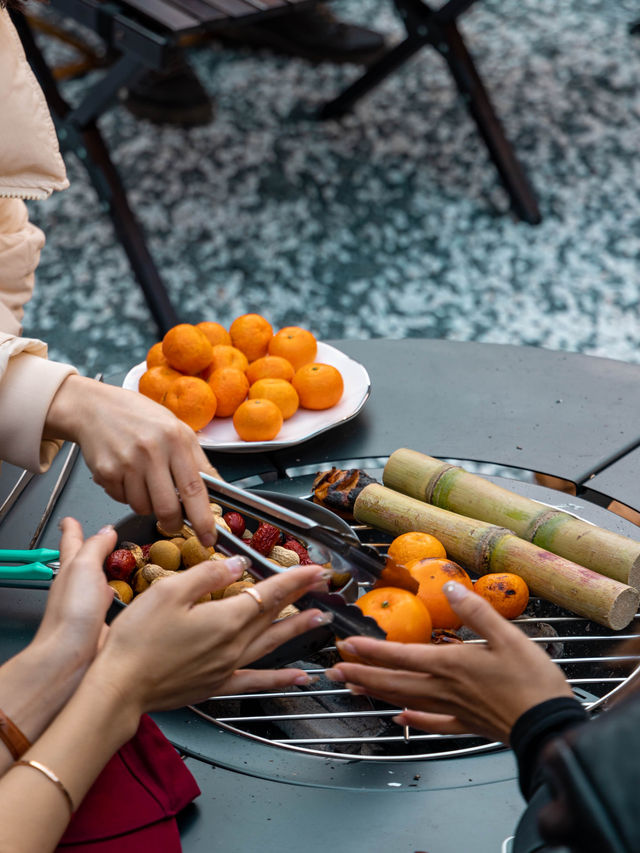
[[332, 637, 445, 673], [222, 566, 330, 626], [171, 444, 217, 548], [164, 555, 249, 604], [144, 465, 184, 536], [57, 517, 86, 569], [122, 472, 154, 519], [443, 581, 524, 647], [392, 710, 468, 736], [238, 609, 334, 666], [219, 667, 316, 695]]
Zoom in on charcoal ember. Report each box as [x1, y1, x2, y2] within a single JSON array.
[[516, 622, 564, 658], [259, 671, 388, 755], [432, 629, 463, 644], [312, 468, 379, 519]]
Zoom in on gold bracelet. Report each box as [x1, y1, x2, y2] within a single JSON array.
[[13, 759, 74, 816]]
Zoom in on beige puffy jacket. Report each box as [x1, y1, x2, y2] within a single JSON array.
[[0, 7, 78, 472]]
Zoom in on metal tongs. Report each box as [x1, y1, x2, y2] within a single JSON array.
[[200, 472, 387, 640]]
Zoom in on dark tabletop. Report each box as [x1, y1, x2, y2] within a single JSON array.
[[2, 339, 640, 853]]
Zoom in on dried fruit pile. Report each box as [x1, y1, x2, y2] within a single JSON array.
[[138, 314, 345, 441], [104, 504, 345, 613]]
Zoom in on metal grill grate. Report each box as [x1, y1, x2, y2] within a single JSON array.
[[192, 511, 640, 762]]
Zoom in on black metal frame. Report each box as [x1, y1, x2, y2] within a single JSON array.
[[11, 5, 183, 334], [319, 0, 542, 225]]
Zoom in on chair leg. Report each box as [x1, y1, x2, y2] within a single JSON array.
[[318, 36, 425, 119], [438, 22, 541, 224], [79, 122, 181, 334], [11, 10, 181, 334]]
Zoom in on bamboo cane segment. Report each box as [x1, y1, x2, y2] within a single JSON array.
[[354, 484, 639, 630], [383, 449, 640, 589]]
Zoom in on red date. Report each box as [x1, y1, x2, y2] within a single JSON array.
[[250, 523, 281, 555], [105, 549, 136, 582], [223, 512, 246, 538], [283, 538, 314, 565]]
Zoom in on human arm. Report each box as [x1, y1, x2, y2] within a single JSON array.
[[0, 551, 330, 852], [0, 518, 117, 777], [42, 373, 222, 543]]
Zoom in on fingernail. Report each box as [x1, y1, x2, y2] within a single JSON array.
[[201, 532, 216, 549], [443, 581, 469, 603], [293, 674, 318, 686], [225, 555, 251, 577], [97, 524, 115, 535], [392, 714, 407, 726], [314, 569, 334, 582], [312, 611, 334, 626], [336, 639, 356, 656], [347, 683, 365, 696], [325, 668, 344, 682]]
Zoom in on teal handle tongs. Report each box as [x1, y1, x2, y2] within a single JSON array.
[[0, 548, 60, 581]]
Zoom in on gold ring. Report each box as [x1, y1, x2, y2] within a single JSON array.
[[241, 585, 265, 614]]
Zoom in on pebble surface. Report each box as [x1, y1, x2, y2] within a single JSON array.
[[23, 0, 640, 375]]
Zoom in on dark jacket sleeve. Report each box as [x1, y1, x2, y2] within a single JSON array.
[[510, 696, 588, 800]]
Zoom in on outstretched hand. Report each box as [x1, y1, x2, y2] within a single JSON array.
[[94, 560, 333, 713], [326, 581, 573, 744]]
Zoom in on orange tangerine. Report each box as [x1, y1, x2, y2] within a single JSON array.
[[354, 588, 432, 644], [146, 341, 168, 368], [246, 355, 295, 385], [162, 324, 213, 375], [196, 321, 232, 348], [268, 326, 317, 370], [202, 345, 249, 378], [249, 378, 299, 420], [138, 365, 182, 404], [387, 532, 447, 570], [233, 398, 283, 442], [408, 558, 474, 630], [474, 573, 529, 620], [164, 375, 217, 432], [229, 314, 273, 362], [292, 363, 344, 410], [207, 367, 249, 417]]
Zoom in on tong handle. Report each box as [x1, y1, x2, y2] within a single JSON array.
[[0, 563, 54, 580], [0, 548, 59, 564]]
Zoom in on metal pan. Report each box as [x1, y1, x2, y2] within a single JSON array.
[[107, 491, 360, 667]]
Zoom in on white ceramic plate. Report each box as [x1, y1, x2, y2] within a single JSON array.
[[122, 341, 371, 452]]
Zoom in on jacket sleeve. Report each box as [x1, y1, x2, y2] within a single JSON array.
[[0, 198, 45, 335], [0, 334, 77, 472]]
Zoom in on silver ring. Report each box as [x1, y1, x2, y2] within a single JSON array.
[[241, 585, 265, 614]]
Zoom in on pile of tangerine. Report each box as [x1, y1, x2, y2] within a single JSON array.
[[138, 314, 344, 441], [347, 531, 530, 653]]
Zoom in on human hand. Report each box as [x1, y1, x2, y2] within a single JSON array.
[[326, 581, 573, 744], [92, 559, 333, 713], [43, 375, 220, 545], [0, 519, 116, 757], [34, 517, 116, 663]]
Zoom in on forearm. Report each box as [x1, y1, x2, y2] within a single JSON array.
[[0, 664, 140, 853], [0, 639, 91, 775]]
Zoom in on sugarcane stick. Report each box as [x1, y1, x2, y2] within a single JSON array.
[[383, 448, 640, 589], [354, 483, 639, 630]]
